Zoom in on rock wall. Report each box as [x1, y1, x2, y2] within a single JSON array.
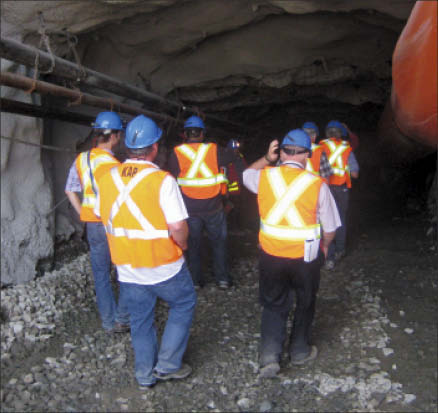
[[49, 116, 94, 242], [1, 59, 54, 285]]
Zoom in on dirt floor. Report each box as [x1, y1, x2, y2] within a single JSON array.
[[1, 188, 437, 412]]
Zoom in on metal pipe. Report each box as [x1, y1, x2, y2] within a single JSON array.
[[0, 36, 250, 131], [1, 97, 94, 126], [0, 71, 239, 138], [1, 71, 178, 124]]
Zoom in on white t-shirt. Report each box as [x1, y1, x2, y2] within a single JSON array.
[[97, 160, 189, 285], [243, 161, 341, 233]]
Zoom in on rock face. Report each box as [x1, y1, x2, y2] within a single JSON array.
[[1, 55, 54, 285], [0, 0, 423, 285]]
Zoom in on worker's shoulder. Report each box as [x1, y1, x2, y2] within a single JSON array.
[[153, 168, 177, 184], [306, 170, 325, 185]]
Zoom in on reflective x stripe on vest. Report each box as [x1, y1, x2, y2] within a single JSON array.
[[176, 143, 226, 187], [305, 144, 321, 175], [325, 140, 350, 177], [228, 181, 240, 192], [105, 167, 169, 240], [78, 151, 116, 208], [260, 168, 321, 241]]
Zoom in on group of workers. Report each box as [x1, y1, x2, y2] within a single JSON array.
[[65, 111, 359, 387]]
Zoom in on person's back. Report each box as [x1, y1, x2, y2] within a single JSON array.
[[95, 114, 196, 389], [98, 162, 183, 268], [243, 128, 340, 378], [302, 121, 332, 183], [167, 115, 243, 289], [319, 120, 359, 270], [65, 111, 130, 333]]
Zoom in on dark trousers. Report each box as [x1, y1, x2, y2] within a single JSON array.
[[187, 210, 230, 286], [258, 249, 321, 367], [328, 185, 350, 260]]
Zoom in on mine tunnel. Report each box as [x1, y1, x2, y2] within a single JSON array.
[[1, 1, 437, 412]]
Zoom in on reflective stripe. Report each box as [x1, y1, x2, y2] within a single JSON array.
[[262, 169, 321, 240], [79, 153, 92, 192], [176, 143, 225, 188], [105, 167, 169, 240], [305, 160, 320, 175], [228, 181, 239, 191], [177, 144, 214, 178], [266, 169, 318, 227], [332, 167, 346, 176], [177, 174, 227, 187], [306, 144, 320, 174], [79, 151, 117, 207], [260, 221, 320, 241], [326, 140, 348, 171], [109, 227, 169, 240], [82, 196, 95, 208]]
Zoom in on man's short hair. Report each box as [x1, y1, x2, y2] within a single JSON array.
[[185, 127, 203, 139], [127, 145, 154, 158], [93, 129, 118, 144], [281, 145, 309, 156]]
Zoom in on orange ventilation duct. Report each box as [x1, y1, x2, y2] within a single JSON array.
[[392, 0, 437, 148], [379, 1, 437, 162]]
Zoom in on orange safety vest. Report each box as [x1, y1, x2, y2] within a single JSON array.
[[258, 166, 322, 259], [174, 142, 227, 199], [97, 162, 183, 268], [320, 138, 352, 188], [75, 148, 119, 222], [306, 144, 324, 176]]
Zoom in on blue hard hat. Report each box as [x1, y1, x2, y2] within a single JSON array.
[[326, 120, 343, 131], [302, 121, 319, 136], [93, 112, 124, 130], [184, 115, 205, 129], [125, 115, 162, 149], [280, 129, 311, 151], [227, 139, 240, 149]]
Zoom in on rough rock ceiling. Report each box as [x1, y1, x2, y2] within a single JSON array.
[[1, 0, 414, 129]]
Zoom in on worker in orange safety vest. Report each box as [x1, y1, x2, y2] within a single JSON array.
[[243, 128, 341, 378], [94, 114, 196, 388], [65, 111, 130, 333], [167, 115, 244, 289], [301, 121, 333, 183], [320, 120, 359, 270]]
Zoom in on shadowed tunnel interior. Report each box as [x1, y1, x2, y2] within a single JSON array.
[[1, 2, 437, 412], [0, 0, 436, 284]]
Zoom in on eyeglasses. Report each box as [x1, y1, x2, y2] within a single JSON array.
[[281, 147, 309, 156]]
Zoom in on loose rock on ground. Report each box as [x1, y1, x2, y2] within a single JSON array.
[[1, 210, 437, 412]]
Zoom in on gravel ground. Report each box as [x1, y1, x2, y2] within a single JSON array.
[[1, 207, 437, 412]]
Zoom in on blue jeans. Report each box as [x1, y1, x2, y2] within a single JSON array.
[[187, 210, 230, 285], [86, 222, 130, 330], [122, 262, 197, 386], [327, 185, 350, 260]]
